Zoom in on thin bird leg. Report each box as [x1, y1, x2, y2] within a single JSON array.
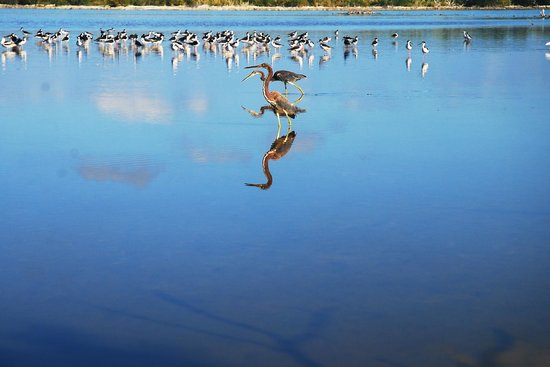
[[284, 82, 289, 95], [284, 124, 292, 143], [289, 81, 305, 100], [284, 111, 293, 130], [276, 112, 282, 139]]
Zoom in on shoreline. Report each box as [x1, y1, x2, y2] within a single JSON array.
[[0, 4, 547, 11]]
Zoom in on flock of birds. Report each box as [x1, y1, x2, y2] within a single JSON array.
[[1, 25, 452, 66], [1, 26, 438, 50]]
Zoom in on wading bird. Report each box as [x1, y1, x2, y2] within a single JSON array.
[[420, 41, 429, 54], [272, 69, 307, 97], [242, 64, 304, 135]]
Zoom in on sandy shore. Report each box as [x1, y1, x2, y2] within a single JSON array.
[[0, 4, 547, 11]]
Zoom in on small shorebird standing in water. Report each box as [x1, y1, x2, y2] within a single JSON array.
[[420, 41, 429, 55], [406, 39, 413, 52], [371, 37, 379, 49], [463, 30, 472, 44]]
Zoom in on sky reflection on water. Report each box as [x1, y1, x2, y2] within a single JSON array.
[[1, 8, 550, 367]]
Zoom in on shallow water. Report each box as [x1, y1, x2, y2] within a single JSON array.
[[1, 8, 550, 367]]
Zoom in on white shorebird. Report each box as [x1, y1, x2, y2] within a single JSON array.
[[319, 39, 331, 53], [343, 35, 358, 47], [406, 39, 412, 52], [420, 41, 429, 54], [371, 37, 379, 48], [271, 36, 283, 50]]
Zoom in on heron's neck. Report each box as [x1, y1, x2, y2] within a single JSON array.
[[246, 152, 274, 190], [261, 66, 274, 103], [260, 152, 274, 188]]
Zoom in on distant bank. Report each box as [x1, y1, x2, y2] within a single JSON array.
[[1, 3, 549, 10]]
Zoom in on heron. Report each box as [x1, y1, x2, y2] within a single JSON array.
[[245, 131, 297, 190], [272, 69, 307, 97], [242, 64, 303, 136]]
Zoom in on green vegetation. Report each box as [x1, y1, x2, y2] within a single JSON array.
[[1, 0, 549, 7]]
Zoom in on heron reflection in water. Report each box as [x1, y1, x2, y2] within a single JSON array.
[[245, 130, 297, 190]]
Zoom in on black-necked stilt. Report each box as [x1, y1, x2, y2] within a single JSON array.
[[271, 36, 283, 50], [420, 41, 429, 54], [406, 40, 412, 52], [371, 37, 379, 48], [391, 32, 398, 39], [319, 39, 331, 53], [463, 30, 472, 42], [343, 36, 358, 47], [20, 27, 31, 38], [171, 40, 186, 51]]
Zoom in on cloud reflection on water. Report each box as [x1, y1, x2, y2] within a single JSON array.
[[94, 91, 172, 124], [77, 159, 160, 188]]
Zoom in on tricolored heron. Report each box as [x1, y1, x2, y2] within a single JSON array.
[[242, 68, 303, 137], [245, 131, 297, 190], [272, 69, 306, 97]]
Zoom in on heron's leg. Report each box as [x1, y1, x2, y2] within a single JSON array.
[[284, 111, 292, 129], [276, 113, 282, 138], [290, 82, 305, 104], [282, 112, 293, 142], [284, 82, 289, 95]]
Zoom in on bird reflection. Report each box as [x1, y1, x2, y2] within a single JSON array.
[[421, 62, 429, 78], [245, 130, 297, 190], [344, 47, 358, 61], [1, 47, 27, 68], [406, 56, 412, 71]]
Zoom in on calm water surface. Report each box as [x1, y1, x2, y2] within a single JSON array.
[[1, 8, 550, 367]]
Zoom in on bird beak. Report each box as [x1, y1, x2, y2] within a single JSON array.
[[241, 71, 257, 82], [245, 64, 262, 69]]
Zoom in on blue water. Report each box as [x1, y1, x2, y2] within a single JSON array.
[[1, 8, 550, 367]]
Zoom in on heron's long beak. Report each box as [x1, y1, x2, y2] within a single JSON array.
[[242, 71, 258, 82], [245, 64, 262, 69]]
